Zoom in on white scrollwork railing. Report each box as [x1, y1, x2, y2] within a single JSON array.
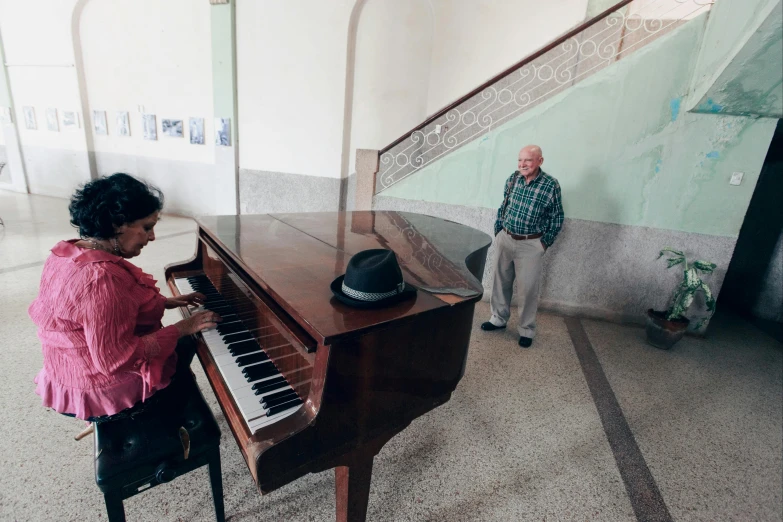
[[376, 0, 714, 193]]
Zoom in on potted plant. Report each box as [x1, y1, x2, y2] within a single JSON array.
[[646, 248, 717, 349]]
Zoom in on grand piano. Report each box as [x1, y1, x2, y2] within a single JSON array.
[[165, 211, 492, 521]]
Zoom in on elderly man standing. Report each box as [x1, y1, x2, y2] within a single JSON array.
[[481, 145, 564, 348]]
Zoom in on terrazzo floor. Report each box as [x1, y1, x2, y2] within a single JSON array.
[[1, 191, 780, 522]]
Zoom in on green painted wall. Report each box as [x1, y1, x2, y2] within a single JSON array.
[[693, 4, 782, 118], [688, 0, 780, 110], [382, 15, 778, 238], [211, 3, 236, 133]]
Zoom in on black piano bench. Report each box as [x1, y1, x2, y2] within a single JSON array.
[[93, 375, 224, 522]]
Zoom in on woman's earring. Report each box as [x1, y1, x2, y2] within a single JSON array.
[[111, 237, 122, 255]]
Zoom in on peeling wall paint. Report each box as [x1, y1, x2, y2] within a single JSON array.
[[696, 98, 725, 113], [382, 15, 778, 238], [688, 0, 782, 115], [669, 97, 682, 121], [692, 3, 783, 118]]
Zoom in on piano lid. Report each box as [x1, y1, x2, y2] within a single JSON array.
[[196, 211, 492, 344]]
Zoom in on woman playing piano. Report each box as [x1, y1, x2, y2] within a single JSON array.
[[28, 173, 221, 423]]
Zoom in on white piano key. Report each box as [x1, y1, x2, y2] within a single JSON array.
[[236, 394, 268, 417]]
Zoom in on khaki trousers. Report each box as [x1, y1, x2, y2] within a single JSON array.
[[489, 229, 546, 338]]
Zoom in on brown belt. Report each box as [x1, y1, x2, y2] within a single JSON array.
[[504, 229, 543, 241]]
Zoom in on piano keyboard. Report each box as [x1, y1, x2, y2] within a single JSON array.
[[175, 275, 303, 433]]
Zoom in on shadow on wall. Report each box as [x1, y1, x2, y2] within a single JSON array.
[[538, 167, 624, 315], [718, 118, 783, 322]]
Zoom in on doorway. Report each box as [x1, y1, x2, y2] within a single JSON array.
[[718, 119, 783, 342]]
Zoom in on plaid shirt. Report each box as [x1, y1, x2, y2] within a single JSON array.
[[494, 169, 564, 247]]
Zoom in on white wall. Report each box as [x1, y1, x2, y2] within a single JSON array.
[[236, 0, 355, 179], [349, 0, 434, 173], [80, 0, 214, 163], [426, 0, 590, 114], [1, 0, 599, 198], [0, 0, 217, 211], [0, 0, 76, 65], [0, 0, 90, 197], [1, 0, 84, 153]]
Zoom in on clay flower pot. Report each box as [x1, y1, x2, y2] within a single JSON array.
[[645, 309, 689, 349]]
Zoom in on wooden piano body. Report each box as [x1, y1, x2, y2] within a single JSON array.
[[165, 211, 491, 521]]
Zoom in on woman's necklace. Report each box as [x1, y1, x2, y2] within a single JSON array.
[[84, 238, 121, 255]]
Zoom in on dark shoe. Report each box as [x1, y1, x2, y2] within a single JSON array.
[[481, 321, 506, 331], [518, 336, 533, 348]]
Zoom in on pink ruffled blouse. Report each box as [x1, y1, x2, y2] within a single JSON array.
[[28, 240, 180, 420]]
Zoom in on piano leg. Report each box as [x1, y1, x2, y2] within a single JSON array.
[[335, 457, 373, 522]]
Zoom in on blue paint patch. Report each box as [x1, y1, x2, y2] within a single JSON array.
[[697, 98, 724, 113], [654, 159, 662, 173], [479, 136, 489, 143], [706, 151, 719, 159], [669, 97, 682, 122]]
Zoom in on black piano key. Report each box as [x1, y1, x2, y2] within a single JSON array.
[[262, 392, 298, 409], [260, 389, 297, 403], [228, 339, 262, 356], [235, 351, 269, 367], [200, 296, 227, 304], [245, 369, 279, 385], [193, 288, 220, 296], [255, 385, 288, 397], [203, 305, 234, 314], [242, 359, 277, 375], [190, 286, 218, 294], [243, 363, 279, 382], [266, 398, 303, 417], [188, 281, 215, 287], [191, 285, 220, 297], [253, 381, 288, 395], [217, 322, 246, 335], [187, 284, 214, 291], [253, 378, 287, 395], [223, 331, 253, 344]]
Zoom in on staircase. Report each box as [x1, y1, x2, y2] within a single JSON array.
[[372, 0, 714, 194]]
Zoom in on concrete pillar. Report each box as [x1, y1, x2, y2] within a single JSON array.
[[0, 27, 28, 193], [211, 1, 239, 215], [355, 149, 379, 211]]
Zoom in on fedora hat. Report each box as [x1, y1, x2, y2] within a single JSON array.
[[330, 249, 417, 309]]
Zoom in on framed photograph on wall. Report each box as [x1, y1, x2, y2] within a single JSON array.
[[142, 114, 157, 140], [215, 117, 230, 146], [93, 110, 108, 135], [62, 111, 80, 130], [161, 119, 184, 138], [189, 117, 204, 144], [0, 107, 13, 124], [23, 106, 36, 130], [45, 108, 59, 132], [116, 111, 130, 136]]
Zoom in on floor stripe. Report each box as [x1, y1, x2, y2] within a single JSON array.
[[0, 230, 194, 274], [564, 317, 673, 522], [155, 230, 195, 241], [0, 260, 45, 274]]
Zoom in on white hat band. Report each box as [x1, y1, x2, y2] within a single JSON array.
[[341, 281, 404, 302]]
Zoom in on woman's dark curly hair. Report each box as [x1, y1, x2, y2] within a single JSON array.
[[69, 173, 164, 239]]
